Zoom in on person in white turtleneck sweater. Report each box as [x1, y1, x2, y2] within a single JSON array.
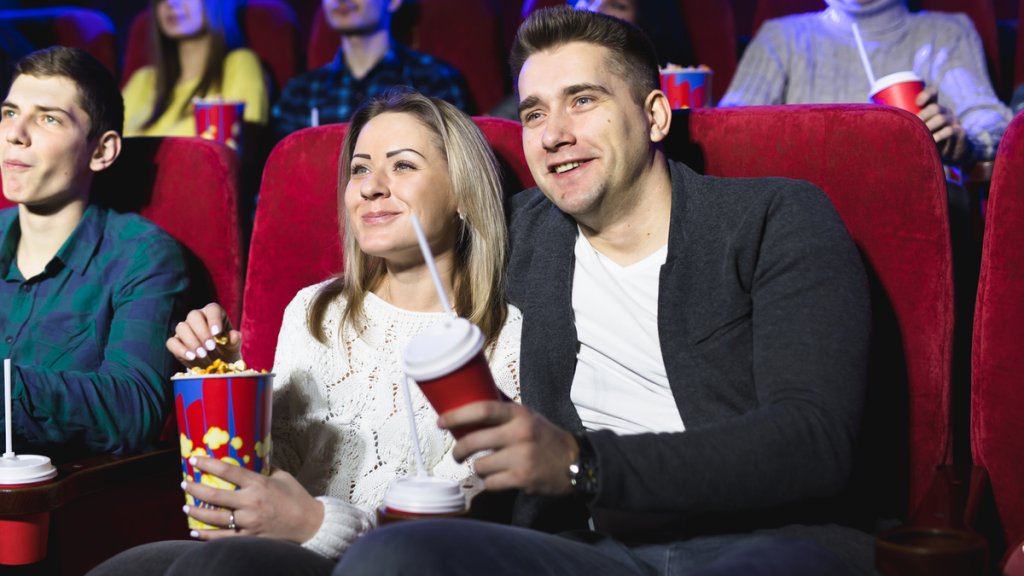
[[721, 0, 1014, 166]]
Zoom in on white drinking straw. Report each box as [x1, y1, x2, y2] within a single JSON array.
[[409, 214, 456, 320], [311, 107, 319, 128], [851, 23, 876, 87], [401, 374, 429, 478], [4, 359, 14, 458]]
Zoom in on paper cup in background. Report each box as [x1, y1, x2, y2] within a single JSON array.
[[193, 99, 245, 155], [172, 373, 274, 530], [869, 72, 925, 115], [0, 455, 57, 565], [403, 318, 503, 439], [660, 68, 713, 109]]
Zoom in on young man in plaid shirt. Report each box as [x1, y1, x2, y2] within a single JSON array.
[[271, 0, 473, 143], [0, 47, 188, 457]]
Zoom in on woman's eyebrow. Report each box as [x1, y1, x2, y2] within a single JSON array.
[[386, 148, 425, 159], [353, 153, 371, 159]]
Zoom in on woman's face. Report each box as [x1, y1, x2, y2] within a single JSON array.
[[344, 112, 459, 266], [157, 0, 207, 39], [577, 0, 636, 25]]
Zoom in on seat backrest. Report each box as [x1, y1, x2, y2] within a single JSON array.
[[121, 0, 299, 94], [0, 137, 245, 324], [0, 7, 118, 76], [240, 117, 531, 371], [665, 104, 953, 519], [971, 113, 1024, 548], [307, 0, 507, 112]]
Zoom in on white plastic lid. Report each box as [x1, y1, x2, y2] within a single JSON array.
[[381, 476, 466, 514], [0, 454, 57, 485], [869, 71, 923, 98], [402, 318, 484, 381]]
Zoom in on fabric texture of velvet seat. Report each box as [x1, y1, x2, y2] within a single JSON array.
[[0, 7, 118, 76], [0, 137, 245, 324], [240, 117, 530, 371], [971, 113, 1024, 558], [121, 0, 299, 94], [663, 104, 954, 519], [307, 0, 508, 112]]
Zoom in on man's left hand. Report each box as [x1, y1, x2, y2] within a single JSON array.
[[440, 401, 578, 497], [916, 87, 971, 165]]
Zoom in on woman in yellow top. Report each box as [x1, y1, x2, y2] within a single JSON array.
[[122, 0, 269, 137]]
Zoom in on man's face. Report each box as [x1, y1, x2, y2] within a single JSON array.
[[0, 75, 97, 207], [322, 0, 399, 35], [517, 42, 652, 218]]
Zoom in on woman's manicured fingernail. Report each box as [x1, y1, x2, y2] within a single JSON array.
[[189, 456, 197, 465], [181, 480, 187, 490], [190, 530, 199, 539], [205, 339, 215, 351], [210, 325, 221, 336], [182, 505, 190, 514], [196, 347, 207, 358], [185, 351, 196, 361]]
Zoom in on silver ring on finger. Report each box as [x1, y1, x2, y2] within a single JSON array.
[[228, 511, 238, 532]]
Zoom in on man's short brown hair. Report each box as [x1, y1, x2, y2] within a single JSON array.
[[12, 46, 124, 141], [509, 5, 660, 106]]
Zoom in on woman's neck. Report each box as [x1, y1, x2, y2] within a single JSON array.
[[822, 0, 907, 36], [376, 249, 457, 313], [177, 34, 213, 85]]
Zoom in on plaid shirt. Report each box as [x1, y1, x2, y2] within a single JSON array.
[[271, 42, 474, 143], [0, 204, 188, 456]]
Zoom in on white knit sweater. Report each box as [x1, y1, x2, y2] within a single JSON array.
[[268, 283, 522, 560]]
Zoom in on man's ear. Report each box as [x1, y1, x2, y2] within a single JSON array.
[[387, 0, 403, 14], [89, 130, 121, 173], [646, 90, 672, 144]]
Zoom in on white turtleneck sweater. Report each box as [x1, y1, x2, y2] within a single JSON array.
[[267, 282, 522, 561], [720, 0, 1013, 164]]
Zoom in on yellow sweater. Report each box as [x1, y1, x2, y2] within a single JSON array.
[[122, 48, 269, 137]]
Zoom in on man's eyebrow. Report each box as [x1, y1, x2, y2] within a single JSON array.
[[563, 83, 610, 98], [35, 106, 72, 116], [385, 148, 425, 159], [353, 153, 371, 159], [517, 95, 540, 118], [0, 101, 16, 110]]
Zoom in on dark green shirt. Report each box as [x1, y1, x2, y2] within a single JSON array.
[[0, 204, 188, 455]]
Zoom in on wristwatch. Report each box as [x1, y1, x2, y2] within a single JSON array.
[[568, 433, 599, 501]]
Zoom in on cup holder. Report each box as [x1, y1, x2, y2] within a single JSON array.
[[875, 526, 987, 576]]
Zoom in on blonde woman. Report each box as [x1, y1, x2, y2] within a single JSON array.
[[89, 90, 521, 576]]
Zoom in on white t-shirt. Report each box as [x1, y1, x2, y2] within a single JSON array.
[[570, 229, 685, 435]]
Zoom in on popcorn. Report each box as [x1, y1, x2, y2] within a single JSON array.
[[176, 358, 267, 377]]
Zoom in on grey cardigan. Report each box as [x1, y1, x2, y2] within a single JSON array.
[[506, 159, 873, 541]]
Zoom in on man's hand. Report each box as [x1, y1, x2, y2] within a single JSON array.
[[916, 87, 971, 165], [440, 401, 579, 497], [166, 303, 242, 368], [183, 456, 324, 543]]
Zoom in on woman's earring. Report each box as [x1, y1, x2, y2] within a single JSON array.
[[458, 212, 465, 221]]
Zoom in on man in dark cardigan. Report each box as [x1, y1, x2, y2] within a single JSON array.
[[337, 6, 873, 576]]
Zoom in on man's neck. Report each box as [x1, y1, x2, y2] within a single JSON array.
[[577, 155, 673, 268], [342, 29, 391, 80], [16, 192, 89, 279], [177, 34, 213, 85]]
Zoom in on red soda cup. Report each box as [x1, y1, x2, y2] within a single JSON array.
[[193, 98, 246, 155], [869, 72, 925, 115], [375, 476, 468, 526], [659, 67, 713, 109], [402, 318, 502, 438], [0, 454, 57, 565]]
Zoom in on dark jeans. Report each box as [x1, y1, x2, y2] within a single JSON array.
[[334, 519, 856, 576], [86, 538, 335, 576]]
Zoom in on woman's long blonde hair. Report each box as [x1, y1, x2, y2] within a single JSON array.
[[306, 90, 509, 349]]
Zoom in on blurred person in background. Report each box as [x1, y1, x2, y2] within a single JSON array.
[[271, 0, 473, 143], [1012, 83, 1023, 117], [121, 0, 269, 138], [721, 0, 1012, 167]]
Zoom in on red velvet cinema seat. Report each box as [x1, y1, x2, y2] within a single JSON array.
[[0, 137, 244, 575], [0, 7, 118, 76], [121, 0, 300, 95], [240, 117, 531, 371], [307, 0, 508, 112], [971, 114, 1024, 574]]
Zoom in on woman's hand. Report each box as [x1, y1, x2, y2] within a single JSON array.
[[166, 304, 242, 368], [182, 456, 325, 543]]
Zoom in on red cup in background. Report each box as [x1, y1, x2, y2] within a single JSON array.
[[659, 67, 713, 109], [193, 99, 245, 155], [869, 72, 925, 115], [403, 318, 502, 439], [172, 372, 274, 530], [0, 454, 58, 565]]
